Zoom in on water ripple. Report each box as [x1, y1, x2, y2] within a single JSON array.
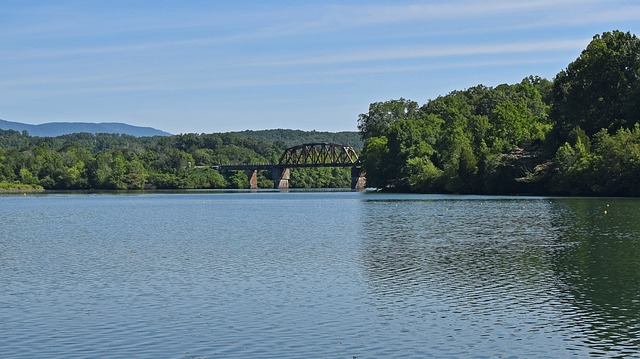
[[1, 193, 639, 357]]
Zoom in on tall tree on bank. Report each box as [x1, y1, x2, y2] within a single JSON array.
[[552, 30, 640, 139], [357, 98, 419, 140]]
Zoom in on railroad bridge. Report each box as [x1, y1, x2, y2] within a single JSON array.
[[214, 143, 366, 190]]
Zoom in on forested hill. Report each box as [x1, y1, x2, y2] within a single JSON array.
[[0, 119, 172, 137], [0, 119, 361, 148], [228, 129, 362, 149], [0, 128, 360, 191], [358, 30, 640, 196]]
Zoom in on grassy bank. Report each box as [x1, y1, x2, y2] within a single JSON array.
[[0, 182, 45, 193]]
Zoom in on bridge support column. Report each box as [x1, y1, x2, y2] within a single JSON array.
[[248, 170, 258, 189], [273, 167, 290, 189], [351, 166, 366, 191]]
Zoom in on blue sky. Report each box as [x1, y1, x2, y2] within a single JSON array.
[[2, 1, 640, 134]]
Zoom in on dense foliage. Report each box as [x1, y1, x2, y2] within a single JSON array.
[[359, 79, 552, 194], [0, 130, 355, 190], [228, 129, 362, 149], [551, 31, 640, 139], [359, 31, 640, 196]]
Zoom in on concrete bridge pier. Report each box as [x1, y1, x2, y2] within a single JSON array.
[[273, 167, 290, 189], [351, 166, 366, 191], [248, 170, 258, 189]]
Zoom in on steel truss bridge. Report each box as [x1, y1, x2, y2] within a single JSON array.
[[214, 143, 366, 190]]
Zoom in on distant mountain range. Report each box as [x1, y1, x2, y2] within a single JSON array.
[[0, 119, 172, 137]]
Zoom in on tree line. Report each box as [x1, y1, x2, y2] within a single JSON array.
[[0, 130, 355, 191], [358, 30, 640, 196], [3, 30, 639, 195]]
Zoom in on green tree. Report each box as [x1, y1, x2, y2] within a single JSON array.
[[19, 168, 38, 185], [180, 168, 226, 189], [357, 98, 419, 140], [107, 152, 128, 190], [386, 114, 442, 190], [227, 171, 249, 189], [31, 145, 65, 189], [552, 30, 640, 138], [88, 152, 113, 188], [59, 146, 92, 188], [590, 126, 640, 195], [361, 136, 391, 188], [403, 156, 443, 192], [125, 158, 148, 189], [552, 137, 595, 195], [192, 148, 216, 166]]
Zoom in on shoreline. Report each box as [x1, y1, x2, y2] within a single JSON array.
[[0, 187, 45, 193]]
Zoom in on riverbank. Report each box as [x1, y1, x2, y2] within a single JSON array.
[[0, 182, 45, 193]]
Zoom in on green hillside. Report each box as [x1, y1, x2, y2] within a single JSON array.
[[228, 129, 362, 149], [358, 30, 640, 196], [0, 129, 358, 190]]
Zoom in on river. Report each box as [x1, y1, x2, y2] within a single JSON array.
[[1, 191, 639, 358]]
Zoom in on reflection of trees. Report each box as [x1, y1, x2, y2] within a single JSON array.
[[360, 199, 558, 298], [359, 197, 640, 356], [549, 199, 640, 353], [359, 198, 569, 348]]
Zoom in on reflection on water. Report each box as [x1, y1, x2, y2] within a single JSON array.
[[550, 199, 640, 355], [1, 192, 639, 357], [360, 195, 640, 357]]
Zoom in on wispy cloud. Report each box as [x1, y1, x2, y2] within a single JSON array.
[[322, 56, 574, 77], [2, 0, 638, 132], [254, 38, 589, 67], [328, 0, 592, 25], [533, 4, 640, 27], [3, 0, 635, 63], [285, 0, 612, 35], [2, 50, 575, 99]]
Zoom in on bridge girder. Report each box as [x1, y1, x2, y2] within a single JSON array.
[[213, 142, 365, 190], [278, 143, 361, 167]]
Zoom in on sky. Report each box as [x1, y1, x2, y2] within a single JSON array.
[[2, 1, 640, 135]]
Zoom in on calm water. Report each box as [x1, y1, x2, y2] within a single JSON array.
[[1, 191, 639, 358]]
